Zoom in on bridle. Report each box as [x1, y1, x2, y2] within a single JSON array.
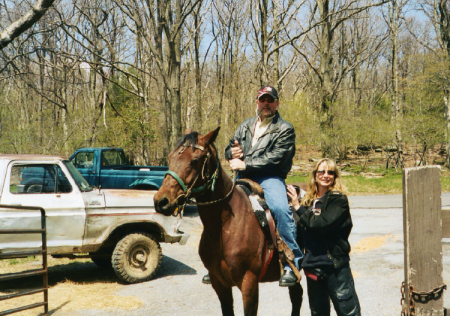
[[164, 143, 235, 213]]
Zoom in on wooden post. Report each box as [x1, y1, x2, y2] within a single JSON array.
[[403, 166, 444, 316], [442, 208, 450, 238]]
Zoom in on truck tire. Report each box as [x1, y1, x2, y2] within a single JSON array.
[[112, 232, 162, 284]]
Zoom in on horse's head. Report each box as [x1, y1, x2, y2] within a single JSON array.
[[154, 127, 220, 216]]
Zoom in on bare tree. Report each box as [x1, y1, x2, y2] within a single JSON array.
[[298, 0, 388, 156], [249, 0, 308, 91], [0, 0, 56, 50], [383, 0, 408, 168], [414, 0, 450, 166], [189, 0, 206, 131], [209, 0, 251, 131], [114, 0, 202, 151]]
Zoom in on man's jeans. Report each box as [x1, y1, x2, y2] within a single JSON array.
[[251, 176, 303, 270]]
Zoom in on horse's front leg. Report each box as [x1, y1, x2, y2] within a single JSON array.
[[239, 271, 259, 316], [211, 274, 235, 316]]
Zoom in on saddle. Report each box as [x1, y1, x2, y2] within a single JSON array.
[[236, 179, 301, 282]]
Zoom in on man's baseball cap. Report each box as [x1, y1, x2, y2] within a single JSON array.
[[257, 85, 278, 100]]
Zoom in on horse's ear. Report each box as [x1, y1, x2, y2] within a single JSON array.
[[203, 127, 220, 145], [184, 128, 194, 135]]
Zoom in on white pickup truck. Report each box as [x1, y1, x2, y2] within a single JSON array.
[[0, 155, 188, 283]]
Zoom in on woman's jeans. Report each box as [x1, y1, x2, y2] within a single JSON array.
[[251, 176, 303, 270]]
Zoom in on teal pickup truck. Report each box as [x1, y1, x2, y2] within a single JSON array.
[[69, 148, 168, 190]]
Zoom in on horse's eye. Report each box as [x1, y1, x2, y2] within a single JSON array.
[[190, 159, 199, 166]]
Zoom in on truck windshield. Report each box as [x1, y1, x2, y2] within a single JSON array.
[[64, 161, 93, 192]]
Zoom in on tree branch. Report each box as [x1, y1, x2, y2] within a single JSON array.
[[0, 0, 56, 50]]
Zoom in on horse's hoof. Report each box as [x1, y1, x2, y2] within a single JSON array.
[[202, 274, 211, 284], [279, 270, 297, 287]]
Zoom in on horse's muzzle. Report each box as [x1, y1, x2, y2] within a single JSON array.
[[154, 196, 171, 216], [154, 192, 181, 216]]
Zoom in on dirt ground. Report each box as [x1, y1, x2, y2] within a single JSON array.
[[2, 196, 450, 316]]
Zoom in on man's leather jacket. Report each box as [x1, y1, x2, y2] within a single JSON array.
[[224, 111, 295, 179]]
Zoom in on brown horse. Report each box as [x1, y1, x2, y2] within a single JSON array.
[[154, 127, 302, 316]]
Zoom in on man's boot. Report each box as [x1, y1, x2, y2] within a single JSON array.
[[202, 274, 211, 284], [279, 269, 297, 287]]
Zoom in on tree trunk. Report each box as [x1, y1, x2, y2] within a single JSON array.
[[259, 0, 268, 84], [169, 0, 183, 149], [390, 0, 403, 168], [318, 0, 333, 121], [272, 0, 280, 90], [438, 0, 450, 167], [445, 93, 450, 166], [193, 6, 203, 132]]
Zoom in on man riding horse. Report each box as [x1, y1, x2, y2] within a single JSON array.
[[203, 85, 303, 286]]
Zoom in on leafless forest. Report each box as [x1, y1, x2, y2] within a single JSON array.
[[0, 0, 449, 167]]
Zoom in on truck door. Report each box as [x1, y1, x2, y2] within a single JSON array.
[[1, 162, 86, 254]]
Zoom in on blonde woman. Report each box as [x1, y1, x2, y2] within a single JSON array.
[[287, 158, 361, 316]]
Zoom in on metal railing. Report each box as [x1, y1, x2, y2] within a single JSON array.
[[0, 206, 48, 316]]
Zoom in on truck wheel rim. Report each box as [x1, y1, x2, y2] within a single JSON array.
[[130, 245, 148, 268]]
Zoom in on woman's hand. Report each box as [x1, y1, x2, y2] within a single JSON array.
[[287, 185, 301, 210]]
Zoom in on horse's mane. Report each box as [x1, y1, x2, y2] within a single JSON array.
[[175, 132, 199, 150], [174, 131, 218, 155]]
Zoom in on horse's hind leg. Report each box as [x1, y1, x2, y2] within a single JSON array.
[[240, 272, 259, 316], [288, 282, 303, 316], [211, 279, 234, 316]]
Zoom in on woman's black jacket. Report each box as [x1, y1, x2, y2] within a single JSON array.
[[295, 191, 353, 269]]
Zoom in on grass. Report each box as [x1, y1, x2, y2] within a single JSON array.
[[287, 168, 450, 195], [342, 174, 403, 195], [5, 256, 38, 265]]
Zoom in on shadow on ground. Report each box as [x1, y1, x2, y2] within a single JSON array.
[[153, 255, 197, 279], [0, 254, 196, 291], [0, 261, 117, 291]]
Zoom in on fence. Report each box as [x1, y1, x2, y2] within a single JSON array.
[[0, 206, 48, 316]]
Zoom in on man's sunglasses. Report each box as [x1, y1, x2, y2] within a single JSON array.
[[258, 96, 275, 103], [317, 170, 335, 176]]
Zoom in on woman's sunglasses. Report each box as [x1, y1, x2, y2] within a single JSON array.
[[317, 170, 335, 176]]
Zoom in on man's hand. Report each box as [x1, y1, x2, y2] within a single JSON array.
[[231, 139, 243, 159], [229, 158, 246, 170]]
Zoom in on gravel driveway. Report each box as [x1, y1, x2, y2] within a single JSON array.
[[54, 194, 450, 316]]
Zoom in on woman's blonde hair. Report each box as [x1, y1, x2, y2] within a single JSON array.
[[300, 158, 347, 206]]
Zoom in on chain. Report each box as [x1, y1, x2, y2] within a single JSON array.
[[400, 282, 406, 316], [401, 282, 446, 316], [411, 284, 447, 302], [401, 282, 415, 316]]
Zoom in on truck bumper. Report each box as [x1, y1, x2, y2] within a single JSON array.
[[178, 233, 190, 245], [164, 232, 190, 245]]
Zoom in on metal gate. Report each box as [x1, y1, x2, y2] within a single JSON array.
[[0, 205, 48, 316]]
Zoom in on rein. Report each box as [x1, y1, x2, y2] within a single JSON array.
[[165, 144, 235, 211]]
